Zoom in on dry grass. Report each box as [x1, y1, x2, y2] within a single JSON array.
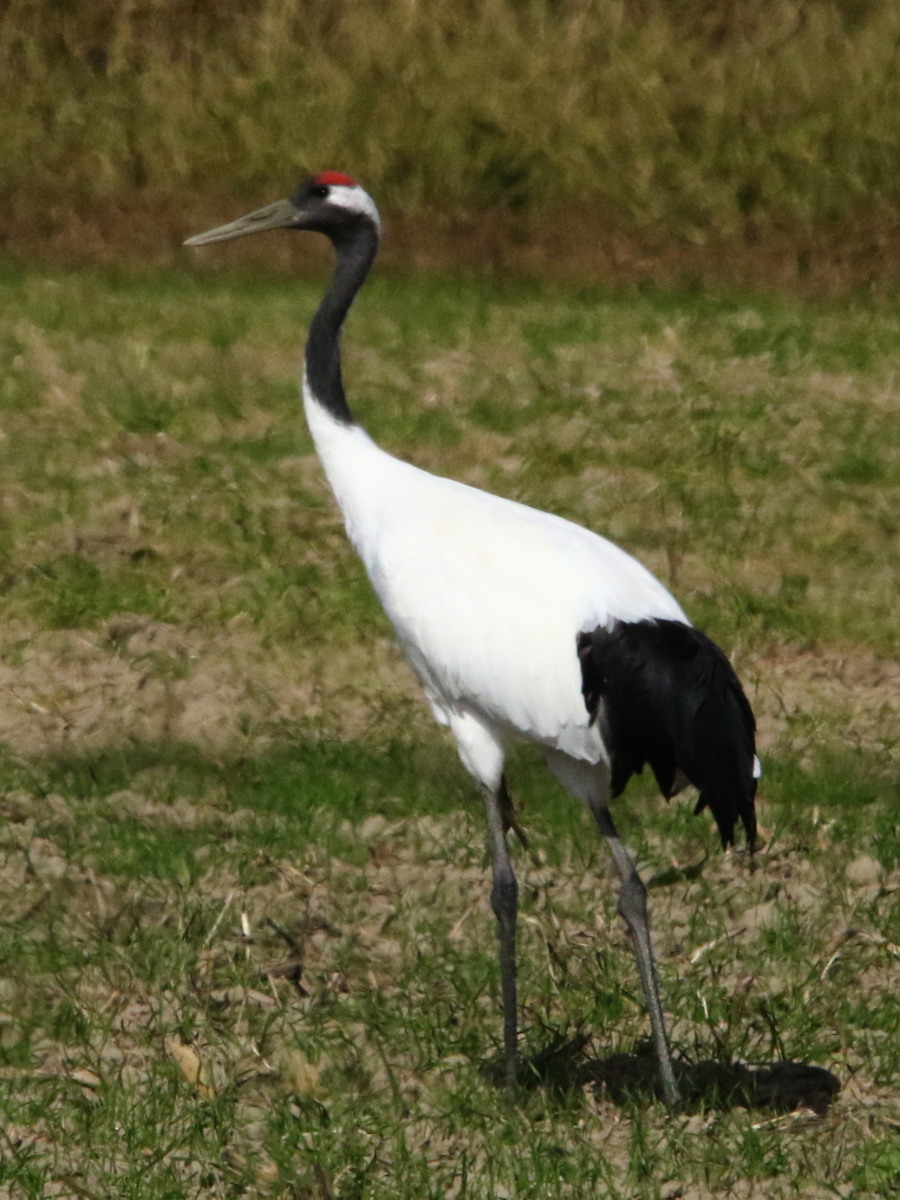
[[2, 0, 900, 283]]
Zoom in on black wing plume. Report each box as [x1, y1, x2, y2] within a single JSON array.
[[577, 619, 757, 849]]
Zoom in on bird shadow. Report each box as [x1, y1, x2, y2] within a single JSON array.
[[495, 1036, 840, 1115]]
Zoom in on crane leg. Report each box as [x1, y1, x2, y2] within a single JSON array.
[[498, 774, 530, 851], [588, 801, 681, 1109], [483, 780, 519, 1094]]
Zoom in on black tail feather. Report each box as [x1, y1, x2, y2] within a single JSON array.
[[577, 620, 757, 849]]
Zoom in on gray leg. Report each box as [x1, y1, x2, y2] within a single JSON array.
[[589, 801, 680, 1109], [483, 782, 519, 1093]]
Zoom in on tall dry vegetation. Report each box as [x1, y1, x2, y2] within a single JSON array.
[[2, 0, 900, 251]]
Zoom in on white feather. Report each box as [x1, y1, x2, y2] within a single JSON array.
[[327, 184, 382, 230], [304, 377, 687, 780]]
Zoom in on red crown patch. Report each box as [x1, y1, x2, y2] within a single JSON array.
[[314, 171, 357, 188]]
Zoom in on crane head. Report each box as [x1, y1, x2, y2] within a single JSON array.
[[185, 172, 381, 247]]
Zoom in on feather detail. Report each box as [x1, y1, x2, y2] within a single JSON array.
[[577, 619, 757, 848]]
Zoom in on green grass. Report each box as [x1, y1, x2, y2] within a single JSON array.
[[1, 264, 897, 649], [0, 260, 897, 1196], [1, 739, 897, 1197]]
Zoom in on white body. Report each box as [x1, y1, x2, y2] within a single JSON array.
[[304, 383, 689, 800]]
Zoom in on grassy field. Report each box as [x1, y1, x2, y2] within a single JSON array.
[[3, 0, 900, 275], [0, 254, 898, 1197]]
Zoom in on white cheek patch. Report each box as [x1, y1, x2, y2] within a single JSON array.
[[328, 184, 382, 230]]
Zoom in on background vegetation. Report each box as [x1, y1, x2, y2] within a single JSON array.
[[3, 0, 900, 280]]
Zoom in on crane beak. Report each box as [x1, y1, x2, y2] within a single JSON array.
[[184, 198, 300, 246]]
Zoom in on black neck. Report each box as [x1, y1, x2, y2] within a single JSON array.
[[305, 219, 379, 425]]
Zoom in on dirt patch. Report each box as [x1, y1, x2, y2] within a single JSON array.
[[0, 614, 423, 757], [1, 614, 895, 765], [746, 643, 899, 757]]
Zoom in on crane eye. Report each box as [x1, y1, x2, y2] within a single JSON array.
[[312, 185, 330, 199]]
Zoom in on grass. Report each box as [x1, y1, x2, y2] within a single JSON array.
[[0, 257, 898, 1196], [2, 0, 900, 261]]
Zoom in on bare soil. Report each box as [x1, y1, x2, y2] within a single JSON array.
[[1, 614, 896, 764]]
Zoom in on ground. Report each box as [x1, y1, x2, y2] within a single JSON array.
[[0, 264, 897, 1197]]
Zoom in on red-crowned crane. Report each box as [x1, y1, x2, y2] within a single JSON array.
[[186, 172, 758, 1109]]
